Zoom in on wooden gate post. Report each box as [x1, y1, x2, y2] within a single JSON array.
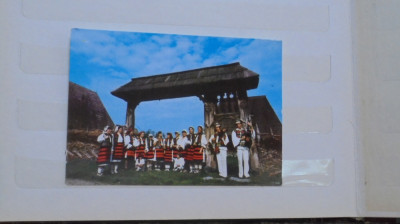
[[203, 99, 217, 169], [126, 101, 139, 129]]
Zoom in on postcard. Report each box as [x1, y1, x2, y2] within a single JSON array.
[[66, 28, 282, 186]]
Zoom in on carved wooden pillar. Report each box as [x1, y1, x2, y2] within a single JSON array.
[[203, 96, 217, 169], [204, 101, 216, 139], [126, 101, 139, 129], [238, 99, 249, 123], [237, 90, 249, 123]]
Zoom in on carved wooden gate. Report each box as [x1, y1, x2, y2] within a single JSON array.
[[112, 62, 264, 170]]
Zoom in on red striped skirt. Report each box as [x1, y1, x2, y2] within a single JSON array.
[[164, 148, 173, 162], [97, 146, 111, 164], [146, 149, 155, 159], [180, 149, 187, 159], [112, 142, 124, 161], [155, 147, 164, 161], [193, 146, 203, 161], [126, 149, 135, 158], [135, 145, 145, 158], [172, 148, 178, 158], [186, 146, 194, 161]]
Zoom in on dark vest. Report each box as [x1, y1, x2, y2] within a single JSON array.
[[147, 138, 154, 150]]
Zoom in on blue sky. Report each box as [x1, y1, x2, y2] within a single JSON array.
[[70, 29, 282, 133]]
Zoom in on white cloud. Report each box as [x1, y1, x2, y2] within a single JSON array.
[[71, 30, 282, 127], [88, 57, 113, 67], [221, 46, 239, 61], [150, 35, 173, 45], [73, 31, 211, 79], [109, 70, 129, 79]]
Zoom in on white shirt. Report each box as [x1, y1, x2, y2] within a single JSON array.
[[124, 135, 139, 149], [231, 128, 255, 147], [155, 138, 164, 148], [138, 137, 146, 146], [115, 133, 124, 143], [124, 135, 132, 148], [97, 133, 112, 143], [136, 158, 145, 166], [145, 138, 156, 151], [164, 138, 174, 148], [209, 133, 229, 146], [174, 157, 185, 168], [177, 136, 190, 149], [133, 137, 139, 147], [195, 133, 208, 148], [173, 137, 180, 148]]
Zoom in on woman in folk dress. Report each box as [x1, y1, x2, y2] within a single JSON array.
[[111, 125, 124, 174], [96, 125, 113, 176], [193, 126, 207, 173], [154, 131, 165, 171], [163, 132, 174, 171]]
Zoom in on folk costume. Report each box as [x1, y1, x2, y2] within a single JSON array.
[[111, 126, 125, 174], [173, 154, 185, 172], [124, 129, 138, 169], [187, 127, 196, 173], [172, 132, 180, 159], [177, 130, 190, 161], [231, 120, 255, 178], [154, 134, 165, 171], [136, 132, 146, 159], [210, 124, 229, 178], [135, 156, 145, 171], [193, 126, 207, 173], [145, 134, 156, 171], [164, 134, 174, 171], [96, 126, 113, 176]]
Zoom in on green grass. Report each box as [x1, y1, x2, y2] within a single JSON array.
[[66, 156, 281, 186]]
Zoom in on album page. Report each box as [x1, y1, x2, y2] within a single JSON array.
[[353, 0, 400, 217], [0, 0, 359, 220]]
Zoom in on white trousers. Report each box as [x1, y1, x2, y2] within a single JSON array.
[[216, 147, 228, 178], [237, 146, 250, 178]]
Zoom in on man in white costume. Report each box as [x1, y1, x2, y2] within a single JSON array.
[[231, 120, 255, 178], [209, 123, 229, 178]]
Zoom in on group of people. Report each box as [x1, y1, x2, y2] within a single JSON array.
[[96, 119, 255, 179]]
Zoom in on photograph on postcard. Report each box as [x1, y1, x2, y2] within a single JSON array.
[[66, 28, 282, 186]]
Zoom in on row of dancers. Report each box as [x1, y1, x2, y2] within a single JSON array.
[[96, 120, 255, 178]]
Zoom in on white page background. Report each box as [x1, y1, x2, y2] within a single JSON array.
[[353, 0, 400, 217], [0, 0, 356, 221]]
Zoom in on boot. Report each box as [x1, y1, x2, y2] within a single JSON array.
[[147, 163, 152, 171], [189, 165, 194, 173], [97, 167, 103, 176], [110, 165, 115, 174], [114, 164, 118, 174]]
